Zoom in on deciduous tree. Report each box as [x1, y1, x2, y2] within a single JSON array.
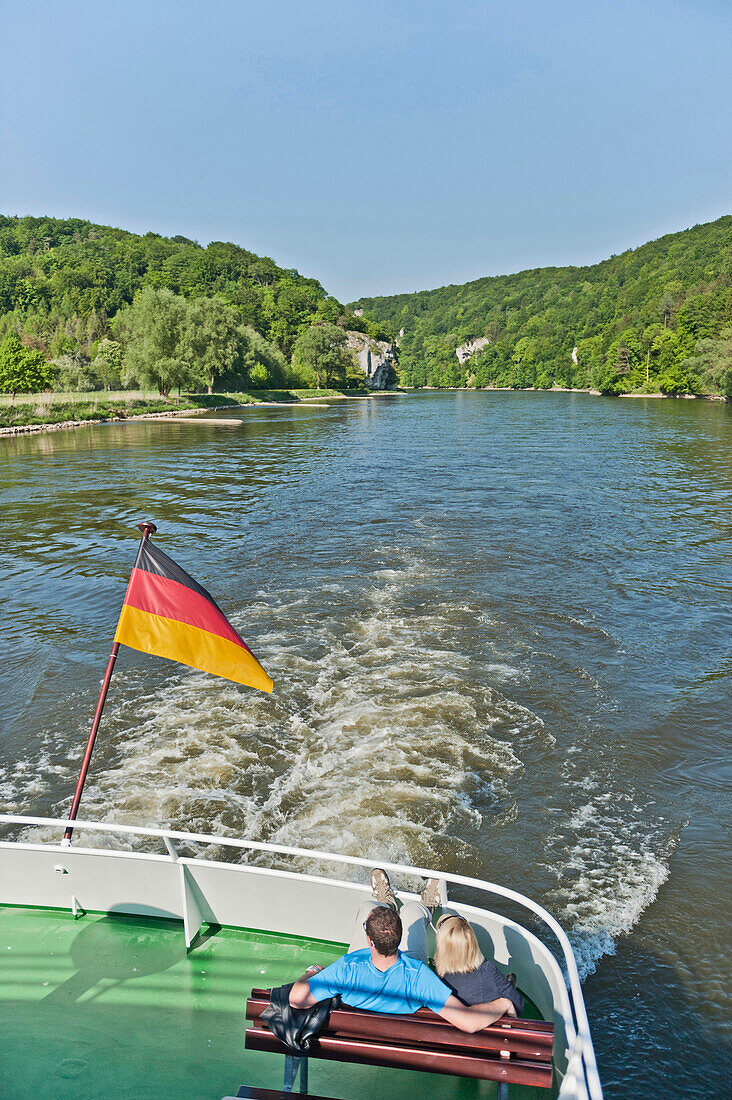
[[91, 338, 124, 389], [114, 288, 193, 395], [292, 323, 352, 389], [186, 297, 240, 393], [681, 329, 732, 398], [0, 334, 55, 396]]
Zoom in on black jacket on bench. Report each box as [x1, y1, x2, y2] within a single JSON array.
[[260, 983, 340, 1055]]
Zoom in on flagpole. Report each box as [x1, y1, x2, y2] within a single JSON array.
[[62, 521, 157, 845]]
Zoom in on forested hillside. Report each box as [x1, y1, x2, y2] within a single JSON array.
[[353, 216, 732, 396], [0, 215, 390, 394]]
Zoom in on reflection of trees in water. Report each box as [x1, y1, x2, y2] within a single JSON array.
[[644, 396, 732, 482]]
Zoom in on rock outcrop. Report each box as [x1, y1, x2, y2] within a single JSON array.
[[456, 336, 491, 365], [346, 331, 397, 389]]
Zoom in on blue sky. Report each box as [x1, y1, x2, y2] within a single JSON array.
[[1, 0, 730, 301]]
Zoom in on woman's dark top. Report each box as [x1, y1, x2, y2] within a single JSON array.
[[442, 959, 524, 1015]]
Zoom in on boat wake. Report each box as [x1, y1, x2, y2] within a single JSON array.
[[66, 556, 533, 869], [544, 791, 678, 979], [15, 551, 678, 981]]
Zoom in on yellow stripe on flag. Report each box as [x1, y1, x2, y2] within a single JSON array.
[[115, 605, 273, 693]]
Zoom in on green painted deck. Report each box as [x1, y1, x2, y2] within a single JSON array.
[[0, 906, 548, 1100]]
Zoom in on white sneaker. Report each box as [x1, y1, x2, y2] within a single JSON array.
[[370, 868, 398, 910], [420, 878, 442, 912]]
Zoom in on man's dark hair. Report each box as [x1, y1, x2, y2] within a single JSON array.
[[365, 906, 402, 956]]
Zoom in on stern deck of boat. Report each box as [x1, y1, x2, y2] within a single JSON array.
[[0, 906, 549, 1100]]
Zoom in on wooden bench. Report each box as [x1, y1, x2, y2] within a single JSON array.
[[245, 987, 554, 1091]]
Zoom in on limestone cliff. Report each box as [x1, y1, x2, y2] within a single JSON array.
[[456, 336, 491, 365], [346, 331, 397, 389]]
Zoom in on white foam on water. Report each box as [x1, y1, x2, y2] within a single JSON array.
[[51, 554, 545, 874], [0, 751, 70, 809], [545, 793, 677, 980]]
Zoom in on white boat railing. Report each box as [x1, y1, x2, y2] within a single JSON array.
[[0, 812, 603, 1100]]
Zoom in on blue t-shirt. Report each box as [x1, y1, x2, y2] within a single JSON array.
[[308, 949, 451, 1015]]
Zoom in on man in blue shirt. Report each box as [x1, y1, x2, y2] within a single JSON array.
[[289, 899, 517, 1032]]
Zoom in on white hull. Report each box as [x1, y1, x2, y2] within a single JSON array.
[[0, 814, 602, 1099]]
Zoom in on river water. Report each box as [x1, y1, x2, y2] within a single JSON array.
[[1, 392, 730, 1096]]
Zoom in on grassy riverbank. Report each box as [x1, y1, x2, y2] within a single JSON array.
[[0, 388, 366, 431]]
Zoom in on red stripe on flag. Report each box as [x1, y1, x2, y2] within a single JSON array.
[[123, 568, 253, 653]]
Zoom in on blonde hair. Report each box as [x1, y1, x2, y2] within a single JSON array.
[[434, 914, 485, 977]]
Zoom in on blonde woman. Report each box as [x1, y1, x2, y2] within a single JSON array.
[[434, 914, 524, 1017]]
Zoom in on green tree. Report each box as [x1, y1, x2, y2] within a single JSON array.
[[0, 334, 55, 396], [681, 328, 732, 398], [91, 338, 124, 389], [114, 288, 193, 395], [186, 297, 240, 393], [658, 290, 676, 327], [512, 337, 538, 388], [573, 336, 602, 387], [292, 323, 352, 389], [650, 329, 684, 374], [656, 363, 699, 396], [53, 353, 96, 391], [233, 325, 289, 389]]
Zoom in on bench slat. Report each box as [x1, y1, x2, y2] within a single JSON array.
[[245, 1028, 552, 1088], [246, 999, 551, 1061], [248, 989, 553, 1035]]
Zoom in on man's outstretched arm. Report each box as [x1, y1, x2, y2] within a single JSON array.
[[437, 993, 517, 1033], [288, 965, 323, 1009]]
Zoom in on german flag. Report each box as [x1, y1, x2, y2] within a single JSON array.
[[114, 540, 272, 693]]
